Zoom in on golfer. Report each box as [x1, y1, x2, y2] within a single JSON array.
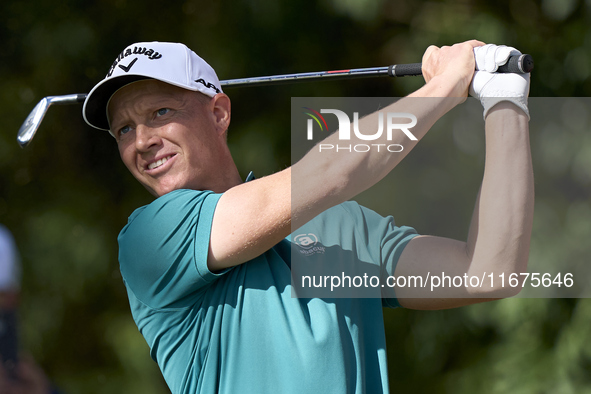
[[82, 40, 533, 393]]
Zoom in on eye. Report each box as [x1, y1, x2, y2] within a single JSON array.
[[118, 125, 132, 136], [156, 108, 170, 117]]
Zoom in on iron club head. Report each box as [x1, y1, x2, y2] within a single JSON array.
[[17, 97, 50, 148], [17, 94, 87, 148]]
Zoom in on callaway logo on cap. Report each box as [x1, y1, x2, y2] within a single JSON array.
[[83, 41, 223, 132]]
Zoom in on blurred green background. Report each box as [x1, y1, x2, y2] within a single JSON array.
[[1, 0, 590, 392]]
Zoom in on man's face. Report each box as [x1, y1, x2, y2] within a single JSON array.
[[108, 80, 230, 196]]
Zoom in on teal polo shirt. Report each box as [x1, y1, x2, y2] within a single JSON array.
[[118, 188, 418, 394]]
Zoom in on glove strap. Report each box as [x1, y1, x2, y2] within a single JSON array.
[[482, 96, 530, 120]]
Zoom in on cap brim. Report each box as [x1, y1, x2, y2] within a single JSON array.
[[83, 74, 150, 131]]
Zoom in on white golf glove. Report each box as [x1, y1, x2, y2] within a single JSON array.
[[469, 44, 530, 120]]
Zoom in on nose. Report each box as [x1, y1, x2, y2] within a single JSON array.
[[135, 124, 162, 152]]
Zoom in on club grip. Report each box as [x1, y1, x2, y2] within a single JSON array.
[[388, 63, 423, 77], [496, 54, 534, 73], [388, 54, 533, 78]]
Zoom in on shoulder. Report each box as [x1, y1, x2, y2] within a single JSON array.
[[315, 201, 395, 229], [131, 189, 219, 220], [123, 189, 221, 232], [118, 189, 222, 259], [303, 201, 418, 252], [117, 189, 224, 308], [296, 201, 392, 247]]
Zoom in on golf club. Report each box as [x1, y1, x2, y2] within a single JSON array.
[[17, 54, 533, 148]]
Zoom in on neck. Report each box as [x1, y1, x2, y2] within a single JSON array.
[[211, 159, 243, 193]]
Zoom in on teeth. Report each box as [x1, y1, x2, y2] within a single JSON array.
[[148, 155, 173, 170]]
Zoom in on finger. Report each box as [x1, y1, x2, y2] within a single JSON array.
[[422, 45, 439, 65], [421, 45, 439, 81], [474, 44, 497, 72], [463, 39, 486, 48], [494, 45, 521, 64], [484, 44, 498, 72]]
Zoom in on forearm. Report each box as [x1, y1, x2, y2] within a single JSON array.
[[465, 102, 534, 294], [292, 77, 463, 228], [210, 41, 483, 270], [212, 78, 464, 269]]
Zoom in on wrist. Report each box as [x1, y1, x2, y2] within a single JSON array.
[[483, 97, 530, 121], [470, 71, 530, 120], [416, 75, 466, 98], [485, 101, 530, 126], [409, 75, 466, 117]]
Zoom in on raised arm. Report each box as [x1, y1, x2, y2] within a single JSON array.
[[208, 40, 485, 271], [394, 45, 534, 309]]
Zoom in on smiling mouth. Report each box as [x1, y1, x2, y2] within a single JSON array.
[[147, 154, 175, 170]]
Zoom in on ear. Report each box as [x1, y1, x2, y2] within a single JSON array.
[[209, 93, 231, 136]]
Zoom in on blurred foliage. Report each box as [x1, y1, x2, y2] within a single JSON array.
[[1, 0, 591, 393]]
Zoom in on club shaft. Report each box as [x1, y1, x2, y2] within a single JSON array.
[[220, 66, 407, 88], [218, 54, 533, 88], [45, 54, 532, 99], [48, 94, 87, 105], [35, 64, 419, 107], [17, 55, 533, 148]]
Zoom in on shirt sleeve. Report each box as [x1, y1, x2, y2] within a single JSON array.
[[292, 202, 418, 308], [118, 189, 224, 310], [345, 202, 419, 309]]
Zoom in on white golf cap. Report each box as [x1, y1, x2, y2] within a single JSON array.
[[83, 41, 223, 131]]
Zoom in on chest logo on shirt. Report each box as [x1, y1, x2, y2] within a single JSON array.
[[293, 233, 325, 256]]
